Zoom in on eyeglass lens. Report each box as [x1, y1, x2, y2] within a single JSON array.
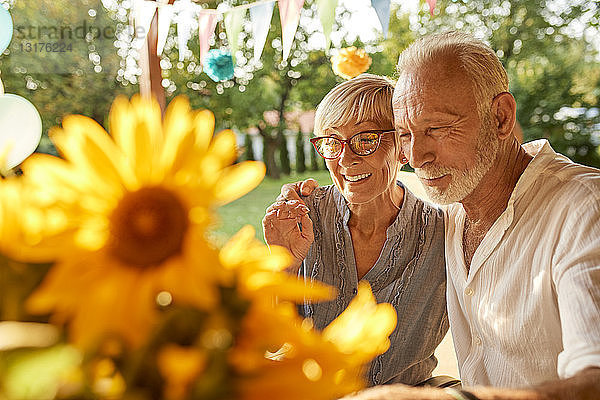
[[313, 131, 380, 158]]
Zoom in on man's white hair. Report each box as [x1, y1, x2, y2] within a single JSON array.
[[396, 31, 509, 117]]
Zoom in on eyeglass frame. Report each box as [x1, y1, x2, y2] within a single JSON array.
[[309, 129, 396, 160]]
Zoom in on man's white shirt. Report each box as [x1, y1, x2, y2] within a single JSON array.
[[444, 139, 600, 387]]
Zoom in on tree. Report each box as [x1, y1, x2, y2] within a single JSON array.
[[295, 130, 306, 173], [243, 133, 255, 161]]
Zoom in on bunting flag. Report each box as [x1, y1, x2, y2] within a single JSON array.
[[198, 11, 218, 65], [224, 7, 246, 63], [132, 0, 158, 49], [157, 3, 174, 56], [426, 0, 437, 15], [175, 0, 196, 61], [316, 0, 337, 50], [278, 0, 304, 61], [370, 0, 390, 38], [249, 2, 275, 61]]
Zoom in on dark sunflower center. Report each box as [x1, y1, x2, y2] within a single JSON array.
[[109, 187, 189, 268]]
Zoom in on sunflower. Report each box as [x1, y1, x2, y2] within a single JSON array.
[[231, 282, 396, 400], [19, 95, 265, 348]]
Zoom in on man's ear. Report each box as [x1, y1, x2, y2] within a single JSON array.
[[491, 92, 517, 140]]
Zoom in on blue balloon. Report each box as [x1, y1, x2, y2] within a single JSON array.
[[0, 6, 13, 54]]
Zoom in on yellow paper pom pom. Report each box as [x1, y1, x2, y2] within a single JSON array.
[[331, 47, 372, 80]]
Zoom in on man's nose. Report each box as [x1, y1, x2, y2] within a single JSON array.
[[408, 135, 435, 169]]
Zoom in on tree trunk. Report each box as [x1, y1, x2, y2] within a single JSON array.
[[257, 125, 280, 179]]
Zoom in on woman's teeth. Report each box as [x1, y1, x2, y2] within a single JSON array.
[[345, 173, 371, 182]]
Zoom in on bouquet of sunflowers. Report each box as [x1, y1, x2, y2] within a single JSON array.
[[0, 96, 396, 400]]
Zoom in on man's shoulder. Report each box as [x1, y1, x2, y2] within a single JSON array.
[[537, 156, 600, 208]]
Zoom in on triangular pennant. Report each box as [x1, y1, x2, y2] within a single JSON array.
[[249, 2, 274, 61], [157, 3, 174, 56], [198, 11, 218, 65], [278, 0, 304, 61], [370, 0, 390, 38], [426, 0, 437, 15], [224, 7, 246, 63], [132, 0, 158, 49], [175, 0, 196, 61], [316, 0, 337, 50]]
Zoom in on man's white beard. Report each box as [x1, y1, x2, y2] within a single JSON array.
[[416, 116, 499, 205]]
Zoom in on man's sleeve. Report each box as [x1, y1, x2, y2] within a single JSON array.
[[552, 196, 600, 378]]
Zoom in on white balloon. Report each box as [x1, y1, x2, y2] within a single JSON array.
[[0, 94, 42, 169]]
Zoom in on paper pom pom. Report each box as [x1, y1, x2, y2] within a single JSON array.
[[331, 47, 372, 80], [204, 49, 234, 82]]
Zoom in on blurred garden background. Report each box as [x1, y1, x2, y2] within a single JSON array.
[[0, 0, 599, 397]]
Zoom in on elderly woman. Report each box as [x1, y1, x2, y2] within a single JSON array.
[[262, 74, 448, 387]]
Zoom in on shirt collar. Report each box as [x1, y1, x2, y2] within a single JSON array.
[[506, 139, 556, 210]]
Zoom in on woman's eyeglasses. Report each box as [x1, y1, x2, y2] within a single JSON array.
[[310, 130, 395, 159]]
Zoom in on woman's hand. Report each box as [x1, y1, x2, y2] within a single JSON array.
[[262, 199, 314, 272]]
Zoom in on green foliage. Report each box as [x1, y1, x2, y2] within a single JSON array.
[[295, 131, 306, 173]]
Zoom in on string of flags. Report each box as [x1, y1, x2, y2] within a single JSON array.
[[131, 0, 437, 70]]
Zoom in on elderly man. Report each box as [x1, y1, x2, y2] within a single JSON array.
[[280, 32, 600, 399]]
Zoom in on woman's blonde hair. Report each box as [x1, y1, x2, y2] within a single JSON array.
[[313, 74, 395, 136]]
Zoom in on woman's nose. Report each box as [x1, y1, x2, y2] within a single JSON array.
[[337, 144, 360, 168]]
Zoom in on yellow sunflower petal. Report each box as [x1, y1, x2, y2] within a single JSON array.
[[163, 96, 193, 142], [214, 161, 265, 205], [323, 281, 396, 363], [109, 96, 137, 167], [58, 115, 135, 189], [193, 110, 215, 152], [208, 129, 237, 168]]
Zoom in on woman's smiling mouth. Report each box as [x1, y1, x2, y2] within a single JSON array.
[[343, 173, 372, 182]]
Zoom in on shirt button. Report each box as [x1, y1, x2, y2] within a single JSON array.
[[474, 336, 482, 345], [465, 287, 474, 296], [352, 288, 357, 295]]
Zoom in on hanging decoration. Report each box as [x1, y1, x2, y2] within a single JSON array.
[[278, 0, 305, 61], [0, 5, 13, 54], [130, 0, 407, 79], [331, 46, 372, 80], [175, 0, 197, 61], [156, 2, 175, 56], [224, 6, 247, 63], [204, 49, 235, 82], [316, 0, 337, 49], [198, 11, 219, 65], [426, 0, 437, 15], [249, 2, 275, 61], [131, 0, 158, 49], [371, 0, 391, 39]]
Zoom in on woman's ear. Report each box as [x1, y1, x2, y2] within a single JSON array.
[[492, 92, 517, 140]]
